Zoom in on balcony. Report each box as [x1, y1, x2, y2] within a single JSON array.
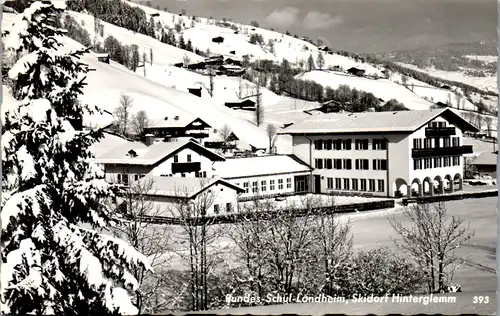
[[171, 162, 201, 174], [425, 127, 456, 137], [412, 145, 473, 158]]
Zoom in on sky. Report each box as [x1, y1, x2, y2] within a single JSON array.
[[135, 0, 497, 53]]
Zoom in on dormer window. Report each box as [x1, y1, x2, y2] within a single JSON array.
[[127, 149, 138, 157]]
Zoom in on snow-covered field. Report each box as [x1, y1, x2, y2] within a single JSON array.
[[396, 62, 497, 93], [464, 55, 497, 63]]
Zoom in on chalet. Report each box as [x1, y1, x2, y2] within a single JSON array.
[[95, 139, 226, 184], [347, 67, 365, 77], [187, 62, 206, 70], [123, 176, 244, 216], [318, 46, 329, 52], [331, 65, 342, 71], [187, 87, 202, 97], [471, 152, 497, 178], [204, 55, 224, 67], [224, 57, 242, 66], [229, 50, 236, 55], [204, 132, 240, 152], [218, 65, 245, 77], [144, 116, 211, 142], [435, 101, 449, 108], [212, 36, 224, 43], [95, 53, 110, 64], [224, 99, 256, 109], [213, 155, 313, 200], [316, 100, 348, 114], [173, 62, 184, 68]]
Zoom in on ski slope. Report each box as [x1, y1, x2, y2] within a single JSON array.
[[2, 13, 285, 152]]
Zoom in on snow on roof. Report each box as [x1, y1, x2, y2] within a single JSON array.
[[279, 108, 479, 134], [136, 176, 244, 198], [471, 152, 497, 166], [221, 65, 243, 70], [96, 139, 225, 165], [214, 155, 312, 179]]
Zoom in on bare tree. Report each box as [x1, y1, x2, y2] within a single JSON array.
[[132, 110, 150, 136], [455, 93, 462, 109], [183, 54, 190, 67], [114, 93, 134, 136], [169, 180, 228, 311], [313, 202, 353, 296], [401, 75, 408, 87], [389, 202, 475, 293], [266, 124, 277, 154], [255, 81, 263, 126], [109, 177, 173, 313], [218, 124, 232, 153], [208, 69, 215, 97], [316, 51, 325, 70], [484, 116, 493, 137], [142, 51, 147, 77]]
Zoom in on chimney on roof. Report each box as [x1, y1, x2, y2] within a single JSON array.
[[174, 116, 179, 120], [145, 134, 155, 146], [164, 117, 168, 120]]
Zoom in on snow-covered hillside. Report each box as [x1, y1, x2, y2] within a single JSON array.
[[396, 62, 497, 93], [1, 12, 289, 152], [123, 0, 382, 75]]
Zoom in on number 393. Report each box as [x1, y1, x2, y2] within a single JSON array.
[[473, 296, 490, 304]]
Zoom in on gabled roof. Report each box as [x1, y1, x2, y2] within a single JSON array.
[[147, 116, 210, 129], [214, 155, 312, 179], [95, 140, 225, 166], [136, 176, 244, 198], [278, 108, 480, 135], [471, 152, 497, 166]]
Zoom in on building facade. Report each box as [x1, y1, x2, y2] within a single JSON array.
[[96, 139, 226, 184], [213, 155, 313, 200], [280, 109, 478, 198]]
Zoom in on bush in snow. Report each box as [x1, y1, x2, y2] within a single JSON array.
[[331, 247, 425, 298], [1, 2, 151, 314]]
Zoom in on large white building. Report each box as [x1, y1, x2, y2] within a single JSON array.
[[213, 155, 313, 199], [279, 108, 479, 198]]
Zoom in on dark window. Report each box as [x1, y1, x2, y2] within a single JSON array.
[[214, 204, 220, 214], [325, 159, 333, 169], [377, 179, 384, 192], [424, 138, 432, 149], [413, 159, 422, 170], [352, 179, 359, 191], [334, 159, 342, 169], [360, 179, 367, 191], [355, 139, 368, 150], [335, 178, 341, 189], [134, 174, 139, 181], [443, 137, 451, 148], [174, 155, 179, 163], [226, 203, 232, 212], [327, 178, 334, 189], [335, 139, 342, 150], [187, 154, 192, 162], [343, 178, 350, 190], [452, 137, 460, 147], [315, 159, 323, 169], [343, 159, 352, 170], [368, 179, 375, 192], [325, 139, 333, 150], [342, 139, 351, 150]]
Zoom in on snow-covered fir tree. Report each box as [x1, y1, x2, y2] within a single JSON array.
[[1, 2, 151, 314]]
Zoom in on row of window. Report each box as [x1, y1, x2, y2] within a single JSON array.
[[413, 137, 460, 149], [315, 158, 387, 171], [428, 121, 447, 128], [326, 177, 384, 192], [314, 138, 388, 151], [239, 178, 292, 194], [173, 154, 192, 163], [117, 173, 145, 184], [214, 202, 233, 214], [413, 156, 460, 170]]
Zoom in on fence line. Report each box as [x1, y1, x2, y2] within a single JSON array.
[[138, 200, 395, 226]]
